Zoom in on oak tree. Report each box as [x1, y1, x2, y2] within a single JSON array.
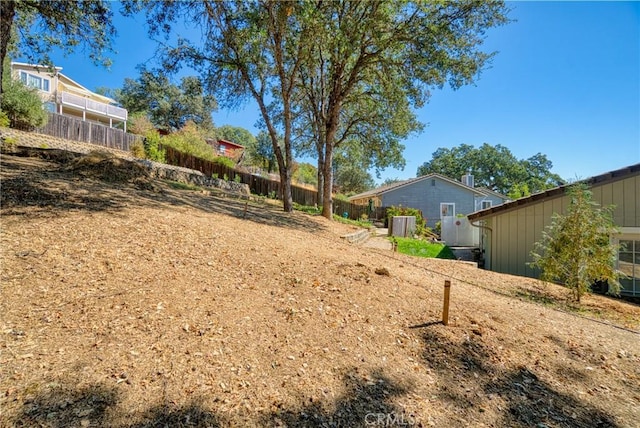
[[417, 143, 564, 195], [116, 70, 217, 133], [0, 0, 116, 103], [292, 1, 510, 218]]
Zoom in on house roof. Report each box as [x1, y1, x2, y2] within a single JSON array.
[[217, 139, 245, 149], [349, 173, 507, 201], [11, 61, 116, 104], [468, 163, 640, 221], [206, 139, 245, 150]]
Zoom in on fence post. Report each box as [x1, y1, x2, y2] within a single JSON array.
[[442, 280, 451, 326]]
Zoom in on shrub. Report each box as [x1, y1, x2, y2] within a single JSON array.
[[387, 205, 426, 236], [528, 183, 621, 302], [143, 130, 166, 163], [130, 140, 146, 158], [128, 112, 155, 136], [1, 76, 48, 129], [0, 111, 9, 127], [161, 121, 218, 161], [212, 156, 235, 169]]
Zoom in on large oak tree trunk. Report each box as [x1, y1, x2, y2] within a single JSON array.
[[0, 1, 16, 103]]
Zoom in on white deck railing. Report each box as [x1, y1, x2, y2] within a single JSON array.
[[59, 91, 127, 120]]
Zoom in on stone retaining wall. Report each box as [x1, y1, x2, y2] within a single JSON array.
[[1, 127, 250, 196]]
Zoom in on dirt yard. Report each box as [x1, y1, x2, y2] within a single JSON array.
[[1, 146, 639, 427]]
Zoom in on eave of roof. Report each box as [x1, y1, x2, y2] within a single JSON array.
[[12, 62, 115, 104], [349, 173, 506, 201], [468, 163, 640, 221], [11, 61, 62, 73], [58, 74, 116, 104], [218, 139, 245, 149]]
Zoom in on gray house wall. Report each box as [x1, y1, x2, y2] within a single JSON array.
[[380, 176, 484, 229], [474, 193, 506, 211]]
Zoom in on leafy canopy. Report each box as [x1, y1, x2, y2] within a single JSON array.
[[417, 143, 564, 196], [125, 0, 510, 215], [1, 60, 47, 129], [0, 0, 116, 102], [115, 70, 217, 133], [291, 1, 511, 218], [216, 125, 256, 149], [528, 183, 620, 302]]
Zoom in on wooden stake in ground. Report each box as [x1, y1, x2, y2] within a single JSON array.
[[443, 280, 451, 326]]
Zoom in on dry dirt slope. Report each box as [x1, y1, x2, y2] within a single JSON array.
[[0, 149, 639, 427]]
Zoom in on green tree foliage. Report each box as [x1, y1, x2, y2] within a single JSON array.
[[126, 1, 509, 215], [1, 60, 46, 128], [124, 1, 311, 212], [161, 121, 217, 161], [293, 162, 318, 187], [416, 143, 564, 195], [332, 145, 376, 195], [381, 177, 405, 187], [216, 125, 256, 148], [142, 130, 166, 163], [292, 1, 510, 218], [528, 183, 621, 302], [244, 130, 279, 174], [0, 0, 116, 103], [115, 70, 217, 133]]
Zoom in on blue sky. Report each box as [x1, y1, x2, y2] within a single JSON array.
[[23, 1, 639, 185]]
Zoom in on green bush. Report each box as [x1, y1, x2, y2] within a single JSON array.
[[161, 121, 217, 161], [0, 111, 10, 127], [1, 76, 48, 129], [387, 205, 426, 236], [213, 156, 235, 169], [143, 130, 166, 163], [130, 140, 146, 158]]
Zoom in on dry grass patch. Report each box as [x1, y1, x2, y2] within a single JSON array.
[[1, 150, 639, 427]]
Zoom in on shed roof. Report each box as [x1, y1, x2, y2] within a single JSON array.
[[468, 163, 640, 221]]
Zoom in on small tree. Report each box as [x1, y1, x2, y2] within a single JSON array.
[[529, 183, 621, 302], [1, 61, 47, 129]]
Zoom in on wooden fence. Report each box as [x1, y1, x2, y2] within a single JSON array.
[[15, 116, 384, 220], [162, 145, 386, 220], [35, 112, 140, 151]]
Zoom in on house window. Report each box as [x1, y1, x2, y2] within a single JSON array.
[[19, 71, 50, 92], [440, 203, 455, 218], [617, 239, 640, 296], [481, 200, 492, 209]]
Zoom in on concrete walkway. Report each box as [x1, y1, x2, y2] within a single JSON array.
[[362, 229, 394, 250]]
